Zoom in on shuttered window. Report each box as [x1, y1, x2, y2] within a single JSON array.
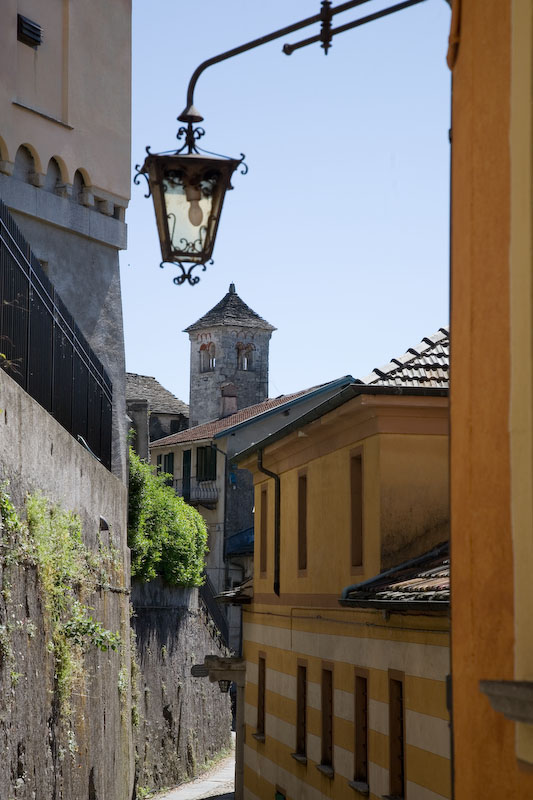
[[321, 668, 333, 768], [298, 473, 307, 571], [256, 656, 266, 737], [389, 675, 405, 799], [260, 486, 268, 575], [296, 665, 307, 756], [196, 445, 216, 481], [163, 452, 174, 476], [351, 453, 363, 567], [354, 671, 369, 785]]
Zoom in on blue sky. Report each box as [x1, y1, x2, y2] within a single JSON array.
[[122, 0, 451, 403]]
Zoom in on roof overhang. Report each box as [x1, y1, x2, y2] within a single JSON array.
[[338, 598, 449, 614], [232, 384, 448, 466]]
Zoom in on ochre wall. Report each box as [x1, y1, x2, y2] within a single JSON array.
[[450, 0, 533, 793], [0, 0, 131, 201], [250, 396, 448, 604]]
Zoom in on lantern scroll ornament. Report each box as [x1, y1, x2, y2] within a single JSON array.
[[135, 121, 246, 286]]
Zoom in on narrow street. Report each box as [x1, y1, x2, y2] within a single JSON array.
[[153, 738, 235, 800]]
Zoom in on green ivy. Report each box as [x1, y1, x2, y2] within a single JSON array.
[[0, 486, 121, 716], [128, 447, 208, 586]]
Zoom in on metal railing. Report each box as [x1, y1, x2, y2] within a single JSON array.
[[0, 199, 112, 469], [174, 477, 218, 506], [199, 571, 229, 646]]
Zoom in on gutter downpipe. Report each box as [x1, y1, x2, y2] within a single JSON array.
[[257, 449, 281, 597]]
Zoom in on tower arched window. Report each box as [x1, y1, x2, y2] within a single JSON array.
[[237, 342, 254, 371], [200, 342, 215, 372]]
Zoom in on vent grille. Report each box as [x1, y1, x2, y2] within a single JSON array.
[[17, 14, 42, 48]]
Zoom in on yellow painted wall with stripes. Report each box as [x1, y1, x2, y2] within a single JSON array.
[[240, 395, 450, 800], [243, 607, 450, 800]]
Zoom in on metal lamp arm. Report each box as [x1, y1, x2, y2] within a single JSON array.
[[178, 0, 376, 121]]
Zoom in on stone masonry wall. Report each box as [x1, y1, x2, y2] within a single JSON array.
[[131, 579, 232, 795], [188, 328, 272, 427], [0, 368, 134, 800]]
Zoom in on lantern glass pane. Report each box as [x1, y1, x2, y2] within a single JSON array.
[[163, 171, 217, 258]]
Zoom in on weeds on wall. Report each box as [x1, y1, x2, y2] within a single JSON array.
[[128, 447, 208, 585], [0, 485, 121, 720]]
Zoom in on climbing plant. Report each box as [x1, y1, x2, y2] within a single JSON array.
[[128, 447, 208, 585], [0, 486, 121, 716]]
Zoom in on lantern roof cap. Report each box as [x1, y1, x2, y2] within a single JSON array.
[[184, 284, 276, 333]]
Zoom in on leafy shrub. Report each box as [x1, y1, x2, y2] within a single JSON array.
[[128, 447, 208, 585]]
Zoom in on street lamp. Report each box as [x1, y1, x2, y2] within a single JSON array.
[[135, 117, 246, 286], [136, 0, 432, 285]]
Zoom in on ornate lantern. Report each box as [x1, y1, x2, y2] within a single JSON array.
[[135, 116, 246, 286]]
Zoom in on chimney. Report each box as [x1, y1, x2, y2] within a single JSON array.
[[220, 382, 238, 418]]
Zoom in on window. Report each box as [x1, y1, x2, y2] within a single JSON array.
[[298, 473, 307, 571], [295, 664, 307, 758], [320, 667, 334, 775], [196, 446, 216, 482], [163, 452, 174, 487], [389, 673, 405, 799], [354, 670, 369, 790], [255, 655, 266, 740], [237, 342, 254, 371], [351, 453, 363, 568], [260, 486, 268, 575], [200, 342, 215, 372], [163, 452, 174, 476], [156, 454, 162, 474]]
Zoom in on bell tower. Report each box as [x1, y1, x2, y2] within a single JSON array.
[[184, 284, 276, 427]]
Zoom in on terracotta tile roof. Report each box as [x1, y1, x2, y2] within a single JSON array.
[[360, 327, 449, 388], [184, 283, 276, 333], [126, 373, 189, 416], [150, 388, 313, 447], [341, 542, 449, 609]]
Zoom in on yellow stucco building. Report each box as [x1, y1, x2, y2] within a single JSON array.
[[448, 0, 533, 795], [235, 331, 451, 800]]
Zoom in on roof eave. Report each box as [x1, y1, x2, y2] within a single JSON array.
[[213, 374, 356, 440], [338, 598, 449, 614], [232, 384, 448, 463]]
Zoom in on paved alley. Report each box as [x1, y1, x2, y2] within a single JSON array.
[[152, 737, 235, 800]]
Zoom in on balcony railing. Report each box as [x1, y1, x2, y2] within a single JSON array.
[[174, 477, 218, 507]]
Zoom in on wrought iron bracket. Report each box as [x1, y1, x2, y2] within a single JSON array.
[[160, 259, 214, 287]]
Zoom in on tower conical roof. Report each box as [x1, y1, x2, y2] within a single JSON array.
[[184, 283, 276, 333]]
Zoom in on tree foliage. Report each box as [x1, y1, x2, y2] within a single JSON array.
[[128, 447, 208, 585]]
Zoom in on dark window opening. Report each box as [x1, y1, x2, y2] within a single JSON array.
[[200, 342, 216, 372], [351, 454, 363, 567], [163, 452, 174, 486], [260, 486, 268, 574], [389, 676, 405, 799], [257, 656, 266, 737], [298, 474, 307, 571], [237, 342, 254, 371], [296, 665, 307, 756], [354, 672, 369, 785], [321, 668, 333, 768], [197, 445, 216, 482]]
